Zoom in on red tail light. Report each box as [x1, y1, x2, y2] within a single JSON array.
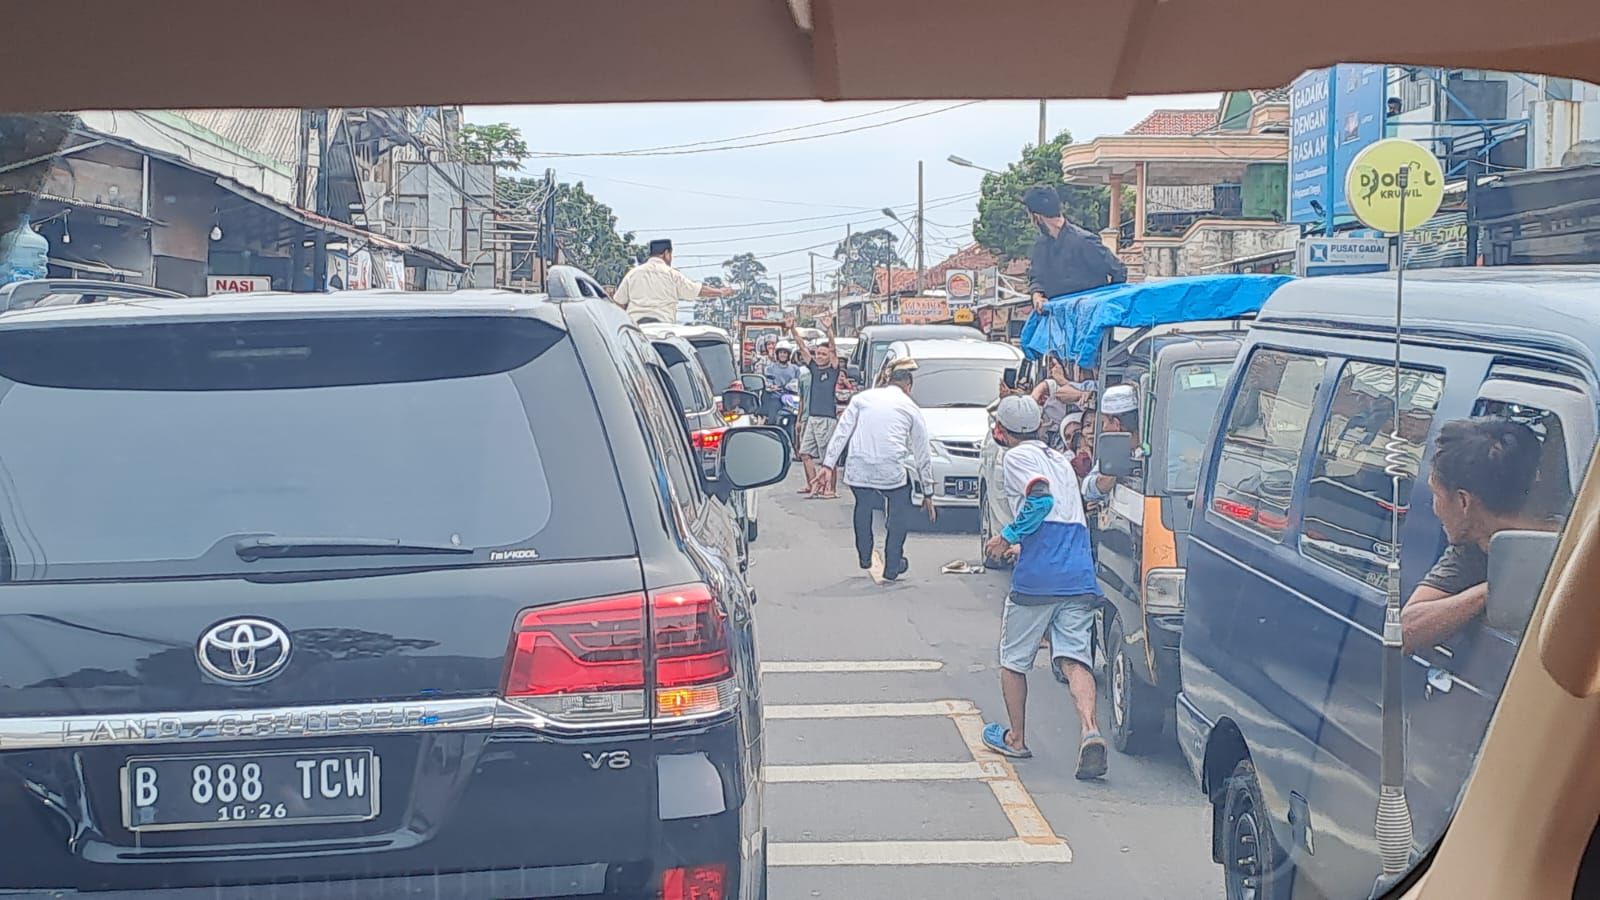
[[691, 427, 726, 451], [651, 583, 734, 719], [661, 863, 726, 900], [1213, 498, 1255, 521], [503, 583, 734, 726]]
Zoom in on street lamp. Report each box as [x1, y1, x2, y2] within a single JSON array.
[[947, 155, 1002, 175]]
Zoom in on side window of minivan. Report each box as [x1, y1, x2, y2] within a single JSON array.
[[1209, 348, 1326, 539], [1300, 361, 1445, 589]]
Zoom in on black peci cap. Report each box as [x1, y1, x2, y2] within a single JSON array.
[[648, 239, 673, 256], [1021, 185, 1062, 218]]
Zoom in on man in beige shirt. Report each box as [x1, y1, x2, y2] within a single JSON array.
[[612, 239, 735, 325]]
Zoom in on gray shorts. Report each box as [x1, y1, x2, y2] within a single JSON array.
[[998, 593, 1098, 674], [799, 415, 838, 459]]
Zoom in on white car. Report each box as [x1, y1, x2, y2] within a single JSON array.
[[879, 338, 1023, 512]]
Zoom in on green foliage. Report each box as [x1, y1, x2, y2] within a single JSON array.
[[721, 252, 776, 318], [456, 122, 530, 168], [552, 181, 645, 285], [972, 131, 1113, 262], [832, 228, 903, 292]]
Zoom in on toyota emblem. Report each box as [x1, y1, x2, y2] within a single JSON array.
[[197, 618, 291, 684]]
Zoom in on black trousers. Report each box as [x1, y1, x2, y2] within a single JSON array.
[[850, 483, 913, 575]]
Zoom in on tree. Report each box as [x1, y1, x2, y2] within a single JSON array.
[[832, 228, 903, 293], [552, 181, 645, 285], [973, 131, 1114, 262], [456, 122, 530, 168], [721, 253, 776, 319]]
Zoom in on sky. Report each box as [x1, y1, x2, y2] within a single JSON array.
[[467, 96, 1218, 301]]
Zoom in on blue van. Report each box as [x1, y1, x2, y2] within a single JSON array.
[[1177, 267, 1597, 899]]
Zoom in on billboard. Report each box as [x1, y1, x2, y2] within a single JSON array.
[[1289, 64, 1387, 224], [944, 269, 975, 306], [898, 297, 950, 323]]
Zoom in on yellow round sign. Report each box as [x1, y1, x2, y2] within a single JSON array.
[[952, 307, 975, 324], [1345, 138, 1445, 234]]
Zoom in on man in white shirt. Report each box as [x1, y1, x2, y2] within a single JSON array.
[[612, 239, 734, 325], [815, 361, 936, 582]]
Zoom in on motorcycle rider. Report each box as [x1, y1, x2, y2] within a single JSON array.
[[762, 342, 803, 441]]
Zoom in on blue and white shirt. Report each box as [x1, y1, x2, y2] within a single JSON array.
[[1001, 441, 1099, 597]]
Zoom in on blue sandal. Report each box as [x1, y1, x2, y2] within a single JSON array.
[[982, 722, 1032, 759]]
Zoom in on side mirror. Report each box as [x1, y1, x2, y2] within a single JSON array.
[[721, 426, 792, 490], [739, 374, 766, 393], [721, 389, 760, 417], [1096, 431, 1137, 478], [1487, 529, 1560, 636]]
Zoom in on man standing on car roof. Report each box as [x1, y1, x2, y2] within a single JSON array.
[[612, 239, 734, 325], [790, 317, 850, 499], [1022, 185, 1127, 314], [1402, 417, 1558, 653], [980, 395, 1108, 778], [815, 359, 935, 581]]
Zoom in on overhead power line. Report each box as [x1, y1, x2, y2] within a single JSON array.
[[544, 102, 926, 158], [669, 193, 979, 247], [530, 102, 984, 159], [636, 190, 978, 234], [564, 171, 874, 211]]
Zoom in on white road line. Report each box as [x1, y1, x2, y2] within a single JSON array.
[[766, 700, 977, 720], [761, 659, 944, 673], [767, 761, 1007, 783], [769, 839, 1073, 867]]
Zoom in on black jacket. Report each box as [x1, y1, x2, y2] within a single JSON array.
[[1028, 222, 1128, 298]]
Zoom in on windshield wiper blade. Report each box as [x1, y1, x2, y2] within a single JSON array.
[[934, 402, 988, 408], [235, 537, 473, 562]]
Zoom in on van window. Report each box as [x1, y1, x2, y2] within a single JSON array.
[[689, 338, 738, 391], [1210, 348, 1326, 538], [1165, 361, 1235, 493], [1300, 362, 1445, 588], [1473, 396, 1578, 524]]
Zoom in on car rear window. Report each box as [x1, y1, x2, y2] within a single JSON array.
[[689, 338, 737, 391], [0, 315, 634, 580]]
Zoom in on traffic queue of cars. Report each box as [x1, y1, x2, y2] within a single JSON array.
[[977, 267, 1595, 900], [0, 270, 784, 898]]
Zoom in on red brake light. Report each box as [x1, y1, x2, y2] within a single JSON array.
[[1213, 498, 1255, 521], [661, 863, 726, 900], [653, 583, 732, 687], [691, 427, 726, 451], [502, 583, 734, 726], [505, 594, 646, 696]]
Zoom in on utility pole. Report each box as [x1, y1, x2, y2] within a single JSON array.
[[778, 272, 784, 313], [915, 160, 925, 292], [309, 109, 330, 293], [809, 253, 816, 293], [836, 223, 850, 326], [1038, 99, 1047, 147]]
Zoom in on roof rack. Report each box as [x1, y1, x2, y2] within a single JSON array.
[[0, 278, 184, 313]]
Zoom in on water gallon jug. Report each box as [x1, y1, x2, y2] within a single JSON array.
[[0, 214, 49, 284]]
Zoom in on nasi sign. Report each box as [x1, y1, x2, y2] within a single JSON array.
[[206, 275, 271, 294], [1345, 139, 1445, 234]]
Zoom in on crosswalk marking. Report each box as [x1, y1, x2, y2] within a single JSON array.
[[769, 839, 1073, 866], [762, 659, 944, 673], [761, 671, 1072, 867], [767, 761, 1008, 783], [766, 699, 977, 719]]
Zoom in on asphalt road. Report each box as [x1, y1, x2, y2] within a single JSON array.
[[751, 473, 1224, 900]]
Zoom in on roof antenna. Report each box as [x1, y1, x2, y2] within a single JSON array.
[[1376, 163, 1415, 884]]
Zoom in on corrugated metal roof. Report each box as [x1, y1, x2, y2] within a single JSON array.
[[171, 109, 302, 166], [1252, 87, 1291, 104]]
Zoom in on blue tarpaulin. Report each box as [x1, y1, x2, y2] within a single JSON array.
[[1019, 274, 1293, 369]]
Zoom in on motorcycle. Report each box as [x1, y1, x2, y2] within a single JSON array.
[[770, 379, 801, 452]]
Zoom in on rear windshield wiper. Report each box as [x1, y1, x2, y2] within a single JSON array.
[[235, 537, 473, 562]]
